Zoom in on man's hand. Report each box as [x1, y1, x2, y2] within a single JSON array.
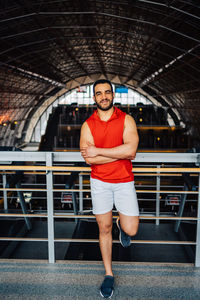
[[81, 142, 98, 158]]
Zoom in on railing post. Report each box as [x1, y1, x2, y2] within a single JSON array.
[[195, 172, 200, 267], [46, 152, 55, 263], [174, 183, 188, 233], [156, 165, 160, 225], [2, 173, 8, 211], [16, 182, 32, 230], [79, 173, 83, 212]]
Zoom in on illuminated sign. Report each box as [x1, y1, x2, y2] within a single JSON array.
[[115, 85, 128, 93]]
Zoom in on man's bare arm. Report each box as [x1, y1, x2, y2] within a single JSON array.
[[82, 115, 139, 160], [80, 122, 117, 165]]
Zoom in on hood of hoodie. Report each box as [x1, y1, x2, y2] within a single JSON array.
[[91, 106, 124, 123]]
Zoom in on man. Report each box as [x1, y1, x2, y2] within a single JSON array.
[[80, 79, 139, 298]]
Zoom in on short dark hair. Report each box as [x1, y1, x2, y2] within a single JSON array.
[[93, 79, 113, 95]]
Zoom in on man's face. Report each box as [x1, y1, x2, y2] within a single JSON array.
[[93, 83, 114, 111]]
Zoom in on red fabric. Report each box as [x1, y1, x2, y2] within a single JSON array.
[[86, 107, 134, 183]]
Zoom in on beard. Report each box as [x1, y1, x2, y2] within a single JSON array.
[[95, 99, 114, 111]]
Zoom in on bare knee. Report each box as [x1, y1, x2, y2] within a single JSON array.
[[98, 223, 112, 235], [126, 225, 138, 237], [122, 222, 139, 237], [119, 215, 139, 237]]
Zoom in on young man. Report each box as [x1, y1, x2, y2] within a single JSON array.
[[80, 79, 139, 298]]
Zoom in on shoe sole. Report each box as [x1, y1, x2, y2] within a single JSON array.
[[100, 290, 113, 298]]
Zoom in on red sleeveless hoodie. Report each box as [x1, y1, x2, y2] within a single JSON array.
[[86, 107, 134, 183]]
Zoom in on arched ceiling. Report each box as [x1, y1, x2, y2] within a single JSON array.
[[0, 0, 200, 146]]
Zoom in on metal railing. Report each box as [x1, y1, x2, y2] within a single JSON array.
[[0, 151, 200, 266]]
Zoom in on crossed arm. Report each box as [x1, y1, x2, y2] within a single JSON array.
[[79, 114, 139, 165]]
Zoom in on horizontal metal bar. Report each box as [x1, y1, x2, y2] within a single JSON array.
[[139, 216, 199, 220], [2, 171, 197, 177], [0, 151, 48, 162], [0, 165, 200, 173], [135, 190, 199, 194], [79, 172, 198, 177], [0, 188, 198, 195], [0, 213, 198, 221], [0, 171, 71, 175], [0, 237, 196, 245], [0, 187, 199, 194], [1, 151, 199, 163], [0, 213, 47, 218], [54, 239, 196, 245], [40, 151, 200, 163], [61, 151, 199, 163], [135, 173, 198, 177], [53, 215, 198, 221], [0, 188, 47, 191], [0, 165, 91, 171], [0, 237, 48, 242]]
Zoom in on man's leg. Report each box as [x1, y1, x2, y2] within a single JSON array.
[[90, 179, 114, 297], [118, 213, 139, 237], [114, 181, 139, 246], [95, 211, 113, 276], [116, 214, 139, 247]]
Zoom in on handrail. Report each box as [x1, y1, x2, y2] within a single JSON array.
[[0, 237, 196, 245], [0, 153, 200, 266], [0, 165, 200, 172], [0, 213, 198, 221], [0, 151, 199, 163], [0, 171, 198, 177], [0, 187, 199, 194]]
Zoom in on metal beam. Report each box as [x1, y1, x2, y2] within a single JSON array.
[[46, 152, 55, 263], [0, 151, 200, 164]]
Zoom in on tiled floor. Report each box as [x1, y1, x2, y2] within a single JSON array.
[[0, 260, 199, 299]]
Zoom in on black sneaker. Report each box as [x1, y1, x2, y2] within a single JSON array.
[[116, 218, 131, 248], [100, 275, 114, 298]]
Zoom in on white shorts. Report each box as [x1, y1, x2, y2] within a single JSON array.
[[90, 178, 139, 216]]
